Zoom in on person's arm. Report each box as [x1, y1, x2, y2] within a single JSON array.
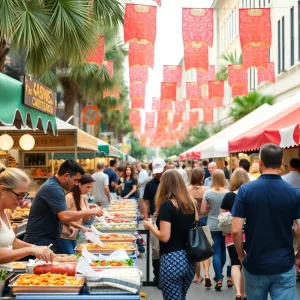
[[295, 219, 300, 270], [232, 217, 246, 261], [104, 185, 110, 203], [144, 220, 171, 243], [200, 198, 209, 214], [58, 207, 102, 223], [124, 178, 137, 198], [68, 221, 91, 233], [111, 172, 118, 189], [142, 200, 150, 220], [12, 237, 33, 249]]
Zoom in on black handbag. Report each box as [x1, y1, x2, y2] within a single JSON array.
[[186, 202, 214, 262]]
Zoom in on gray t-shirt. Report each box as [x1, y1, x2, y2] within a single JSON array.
[[203, 189, 228, 231], [92, 171, 109, 207]]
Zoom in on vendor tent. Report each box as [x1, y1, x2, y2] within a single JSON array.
[[0, 73, 57, 135], [98, 140, 124, 159], [229, 93, 300, 153]]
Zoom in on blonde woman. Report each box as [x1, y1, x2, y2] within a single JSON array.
[[220, 168, 249, 300], [0, 165, 54, 271], [144, 170, 196, 300], [201, 169, 229, 291]]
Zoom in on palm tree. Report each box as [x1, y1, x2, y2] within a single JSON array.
[[216, 51, 243, 80], [229, 91, 275, 121]]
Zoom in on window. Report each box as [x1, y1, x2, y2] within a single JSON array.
[[291, 7, 295, 66], [277, 17, 285, 73]]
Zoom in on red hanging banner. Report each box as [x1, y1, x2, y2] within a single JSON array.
[[153, 0, 161, 6], [160, 100, 173, 111], [128, 40, 154, 68], [129, 66, 148, 83], [232, 84, 248, 98], [208, 80, 224, 100], [145, 111, 156, 128], [186, 82, 202, 100], [181, 120, 190, 129], [130, 110, 141, 124], [228, 64, 248, 87], [173, 112, 182, 123], [130, 81, 146, 100], [88, 36, 105, 65], [124, 4, 157, 45], [182, 8, 214, 47], [163, 65, 182, 86], [131, 97, 145, 109], [197, 65, 216, 85], [203, 108, 214, 123], [146, 128, 156, 138], [242, 44, 269, 69], [161, 82, 177, 101], [103, 87, 120, 98], [258, 62, 275, 85], [152, 97, 160, 111], [190, 98, 202, 110], [201, 96, 212, 109], [189, 111, 199, 121], [175, 99, 186, 112], [212, 98, 223, 108], [184, 42, 209, 71], [239, 8, 272, 49], [157, 111, 169, 127], [103, 60, 113, 77]]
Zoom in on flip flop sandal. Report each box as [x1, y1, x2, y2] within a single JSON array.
[[205, 277, 212, 288], [192, 277, 203, 284], [227, 279, 233, 287]]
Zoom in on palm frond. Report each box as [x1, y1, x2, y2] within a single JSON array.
[[0, 0, 17, 38], [216, 65, 228, 80], [38, 69, 58, 89]]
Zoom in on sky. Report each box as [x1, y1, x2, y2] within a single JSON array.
[[125, 0, 214, 110]]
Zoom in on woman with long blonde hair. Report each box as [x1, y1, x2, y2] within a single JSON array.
[[201, 169, 229, 291], [144, 169, 196, 300]]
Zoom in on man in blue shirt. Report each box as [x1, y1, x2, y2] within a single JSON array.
[[204, 161, 217, 187], [232, 143, 300, 300], [104, 159, 118, 200]]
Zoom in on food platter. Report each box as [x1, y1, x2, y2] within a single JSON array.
[[94, 222, 136, 233], [12, 261, 29, 272], [75, 242, 136, 255], [98, 233, 136, 243]]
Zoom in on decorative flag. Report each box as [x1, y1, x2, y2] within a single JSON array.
[[184, 42, 209, 71], [190, 98, 202, 110], [145, 111, 156, 128], [201, 96, 212, 109], [130, 110, 141, 124], [203, 108, 214, 123], [175, 99, 186, 112], [186, 82, 201, 100], [124, 4, 157, 45], [173, 112, 182, 123], [157, 111, 169, 126], [131, 98, 144, 109], [228, 64, 248, 87], [258, 62, 275, 85], [129, 66, 148, 83], [160, 100, 173, 111], [242, 44, 269, 69], [163, 65, 182, 86], [146, 128, 156, 138], [212, 98, 223, 108], [152, 97, 160, 111], [153, 0, 161, 6], [103, 87, 120, 98], [182, 8, 214, 47], [239, 8, 271, 49], [181, 120, 190, 129], [103, 60, 113, 77], [232, 84, 248, 98], [132, 124, 141, 133], [161, 82, 177, 101], [128, 40, 154, 68], [189, 111, 199, 127], [130, 81, 146, 100], [88, 36, 105, 65], [208, 80, 224, 100], [197, 66, 216, 85], [140, 135, 148, 147]]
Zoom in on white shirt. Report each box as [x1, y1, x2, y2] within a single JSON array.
[[177, 168, 190, 186], [138, 169, 149, 198], [282, 171, 300, 188], [92, 171, 109, 207]]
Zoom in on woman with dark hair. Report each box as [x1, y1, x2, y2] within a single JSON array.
[[144, 169, 196, 300], [57, 174, 95, 254], [187, 167, 211, 286], [119, 165, 138, 200]]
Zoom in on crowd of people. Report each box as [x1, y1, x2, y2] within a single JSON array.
[[0, 144, 300, 300]]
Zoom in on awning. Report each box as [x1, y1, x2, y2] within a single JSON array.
[[98, 140, 123, 158], [179, 104, 272, 160], [229, 93, 300, 153], [0, 73, 57, 135]]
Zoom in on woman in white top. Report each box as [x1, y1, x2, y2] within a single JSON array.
[[0, 164, 54, 271]]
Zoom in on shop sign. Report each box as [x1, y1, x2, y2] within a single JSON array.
[[77, 130, 98, 151], [12, 136, 74, 148], [24, 75, 57, 116]]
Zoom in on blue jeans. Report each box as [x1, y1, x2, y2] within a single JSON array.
[[243, 266, 297, 300], [211, 231, 226, 281], [57, 238, 77, 254], [199, 217, 208, 226]]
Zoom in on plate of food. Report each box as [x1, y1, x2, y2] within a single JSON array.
[[105, 219, 137, 224], [89, 258, 135, 269], [98, 233, 136, 243], [111, 200, 137, 205], [93, 223, 136, 233], [54, 254, 78, 263], [75, 242, 136, 254], [12, 261, 29, 272], [109, 211, 137, 218]]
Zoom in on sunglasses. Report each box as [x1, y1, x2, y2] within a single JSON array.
[[8, 189, 29, 201]]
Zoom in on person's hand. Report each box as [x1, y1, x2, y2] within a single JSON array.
[[19, 200, 31, 208], [123, 195, 129, 199], [294, 225, 300, 236], [143, 219, 153, 230], [68, 226, 78, 239], [31, 246, 55, 262], [238, 251, 247, 263], [89, 207, 103, 217], [81, 227, 92, 233], [295, 252, 300, 272]]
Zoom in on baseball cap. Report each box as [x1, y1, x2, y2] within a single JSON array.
[[152, 158, 166, 174]]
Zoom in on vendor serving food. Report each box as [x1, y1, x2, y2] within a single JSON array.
[[24, 160, 103, 253], [0, 165, 55, 271]]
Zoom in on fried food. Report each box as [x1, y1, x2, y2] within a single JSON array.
[[77, 243, 135, 251], [54, 254, 78, 263], [12, 262, 28, 269], [99, 233, 135, 240]]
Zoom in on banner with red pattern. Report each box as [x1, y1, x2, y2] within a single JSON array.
[[146, 128, 156, 138], [152, 97, 160, 111], [228, 64, 248, 87], [201, 96, 212, 109], [131, 97, 144, 109], [160, 100, 173, 111], [88, 36, 105, 65], [242, 44, 269, 69], [182, 8, 214, 47], [239, 8, 271, 49], [103, 87, 120, 99], [175, 99, 186, 112], [258, 62, 275, 85], [190, 98, 202, 110], [145, 111, 156, 128], [124, 4, 157, 45], [184, 42, 208, 71], [153, 0, 161, 6], [130, 81, 146, 100], [186, 82, 202, 100], [103, 60, 113, 77], [130, 110, 141, 124], [212, 98, 223, 108], [163, 65, 182, 86], [203, 108, 214, 123], [208, 80, 224, 100], [140, 135, 148, 147], [132, 123, 141, 133], [157, 111, 169, 127], [197, 65, 216, 85], [129, 40, 154, 68], [161, 82, 177, 101], [181, 120, 190, 129], [232, 84, 248, 98], [173, 112, 182, 123], [129, 66, 148, 83], [189, 111, 199, 126]]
